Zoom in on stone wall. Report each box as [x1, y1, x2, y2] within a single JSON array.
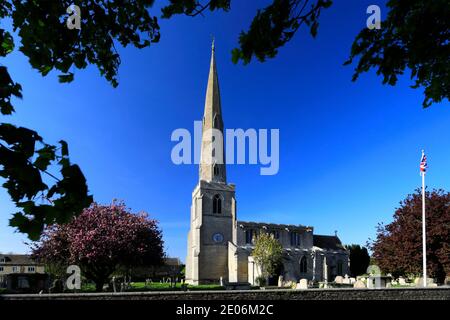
[[2, 287, 449, 300]]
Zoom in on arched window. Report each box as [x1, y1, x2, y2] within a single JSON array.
[[211, 135, 216, 158], [213, 164, 219, 176], [213, 194, 222, 214], [245, 229, 254, 244], [337, 260, 343, 276], [213, 115, 219, 128], [300, 256, 307, 273]]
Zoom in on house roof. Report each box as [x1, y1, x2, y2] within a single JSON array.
[[0, 254, 41, 266], [313, 235, 346, 251], [164, 257, 181, 266]]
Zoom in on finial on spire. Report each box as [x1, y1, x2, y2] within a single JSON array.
[[211, 35, 215, 53]]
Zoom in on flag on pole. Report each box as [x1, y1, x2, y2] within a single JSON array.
[[420, 150, 428, 287], [420, 151, 427, 173]]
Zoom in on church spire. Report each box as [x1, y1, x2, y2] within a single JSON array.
[[199, 40, 226, 183]]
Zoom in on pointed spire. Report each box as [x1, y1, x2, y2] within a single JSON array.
[[204, 38, 222, 118], [199, 40, 226, 183]]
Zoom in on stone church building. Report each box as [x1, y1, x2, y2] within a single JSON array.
[[185, 43, 349, 285]]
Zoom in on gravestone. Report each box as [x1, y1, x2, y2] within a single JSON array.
[[49, 279, 64, 293], [414, 277, 435, 287], [353, 280, 366, 288], [343, 275, 350, 284], [111, 276, 117, 292], [296, 279, 308, 290], [349, 277, 356, 284], [398, 277, 406, 285], [334, 276, 344, 284], [278, 275, 284, 287]]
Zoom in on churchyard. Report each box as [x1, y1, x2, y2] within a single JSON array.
[[70, 273, 450, 294]]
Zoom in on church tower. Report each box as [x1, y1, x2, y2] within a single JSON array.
[[185, 42, 237, 285]]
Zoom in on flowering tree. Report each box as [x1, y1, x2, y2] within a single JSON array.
[[32, 202, 164, 291], [369, 189, 450, 283]]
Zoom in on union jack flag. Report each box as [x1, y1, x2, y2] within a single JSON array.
[[420, 151, 427, 173]]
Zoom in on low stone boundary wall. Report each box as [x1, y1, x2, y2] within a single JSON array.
[[1, 287, 449, 300]]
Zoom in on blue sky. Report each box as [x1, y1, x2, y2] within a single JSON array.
[[0, 1, 449, 260]]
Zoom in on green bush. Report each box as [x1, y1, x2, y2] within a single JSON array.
[[256, 276, 266, 287]]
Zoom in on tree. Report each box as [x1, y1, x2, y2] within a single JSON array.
[[252, 233, 283, 286], [345, 0, 449, 108], [369, 189, 450, 283], [345, 244, 370, 277], [32, 201, 164, 292], [1, 0, 159, 240], [164, 0, 449, 107], [2, 0, 447, 240], [162, 0, 332, 64]]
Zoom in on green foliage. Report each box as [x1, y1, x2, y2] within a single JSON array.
[[252, 232, 283, 279], [345, 0, 449, 108], [1, 0, 446, 240], [162, 0, 231, 18], [255, 276, 266, 287], [0, 66, 22, 115], [231, 0, 332, 64], [162, 0, 332, 65], [163, 0, 448, 107], [0, 124, 92, 240], [1, 0, 160, 239], [345, 244, 370, 277], [10, 0, 160, 86]]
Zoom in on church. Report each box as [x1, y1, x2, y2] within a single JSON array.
[[185, 43, 349, 286]]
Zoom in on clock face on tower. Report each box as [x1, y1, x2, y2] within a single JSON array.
[[212, 233, 224, 243]]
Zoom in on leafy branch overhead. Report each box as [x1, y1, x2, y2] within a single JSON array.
[[0, 0, 447, 240], [162, 0, 333, 64], [9, 0, 160, 87], [162, 0, 449, 107], [0, 0, 160, 239], [344, 0, 449, 108], [0, 124, 92, 240]]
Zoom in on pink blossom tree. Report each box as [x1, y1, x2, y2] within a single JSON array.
[[32, 202, 164, 291]]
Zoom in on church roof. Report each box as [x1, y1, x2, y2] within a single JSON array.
[[313, 235, 346, 251], [237, 221, 313, 231]]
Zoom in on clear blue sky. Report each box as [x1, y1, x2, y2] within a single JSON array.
[[1, 1, 449, 260]]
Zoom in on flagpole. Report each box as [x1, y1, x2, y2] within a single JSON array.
[[421, 152, 427, 288]]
